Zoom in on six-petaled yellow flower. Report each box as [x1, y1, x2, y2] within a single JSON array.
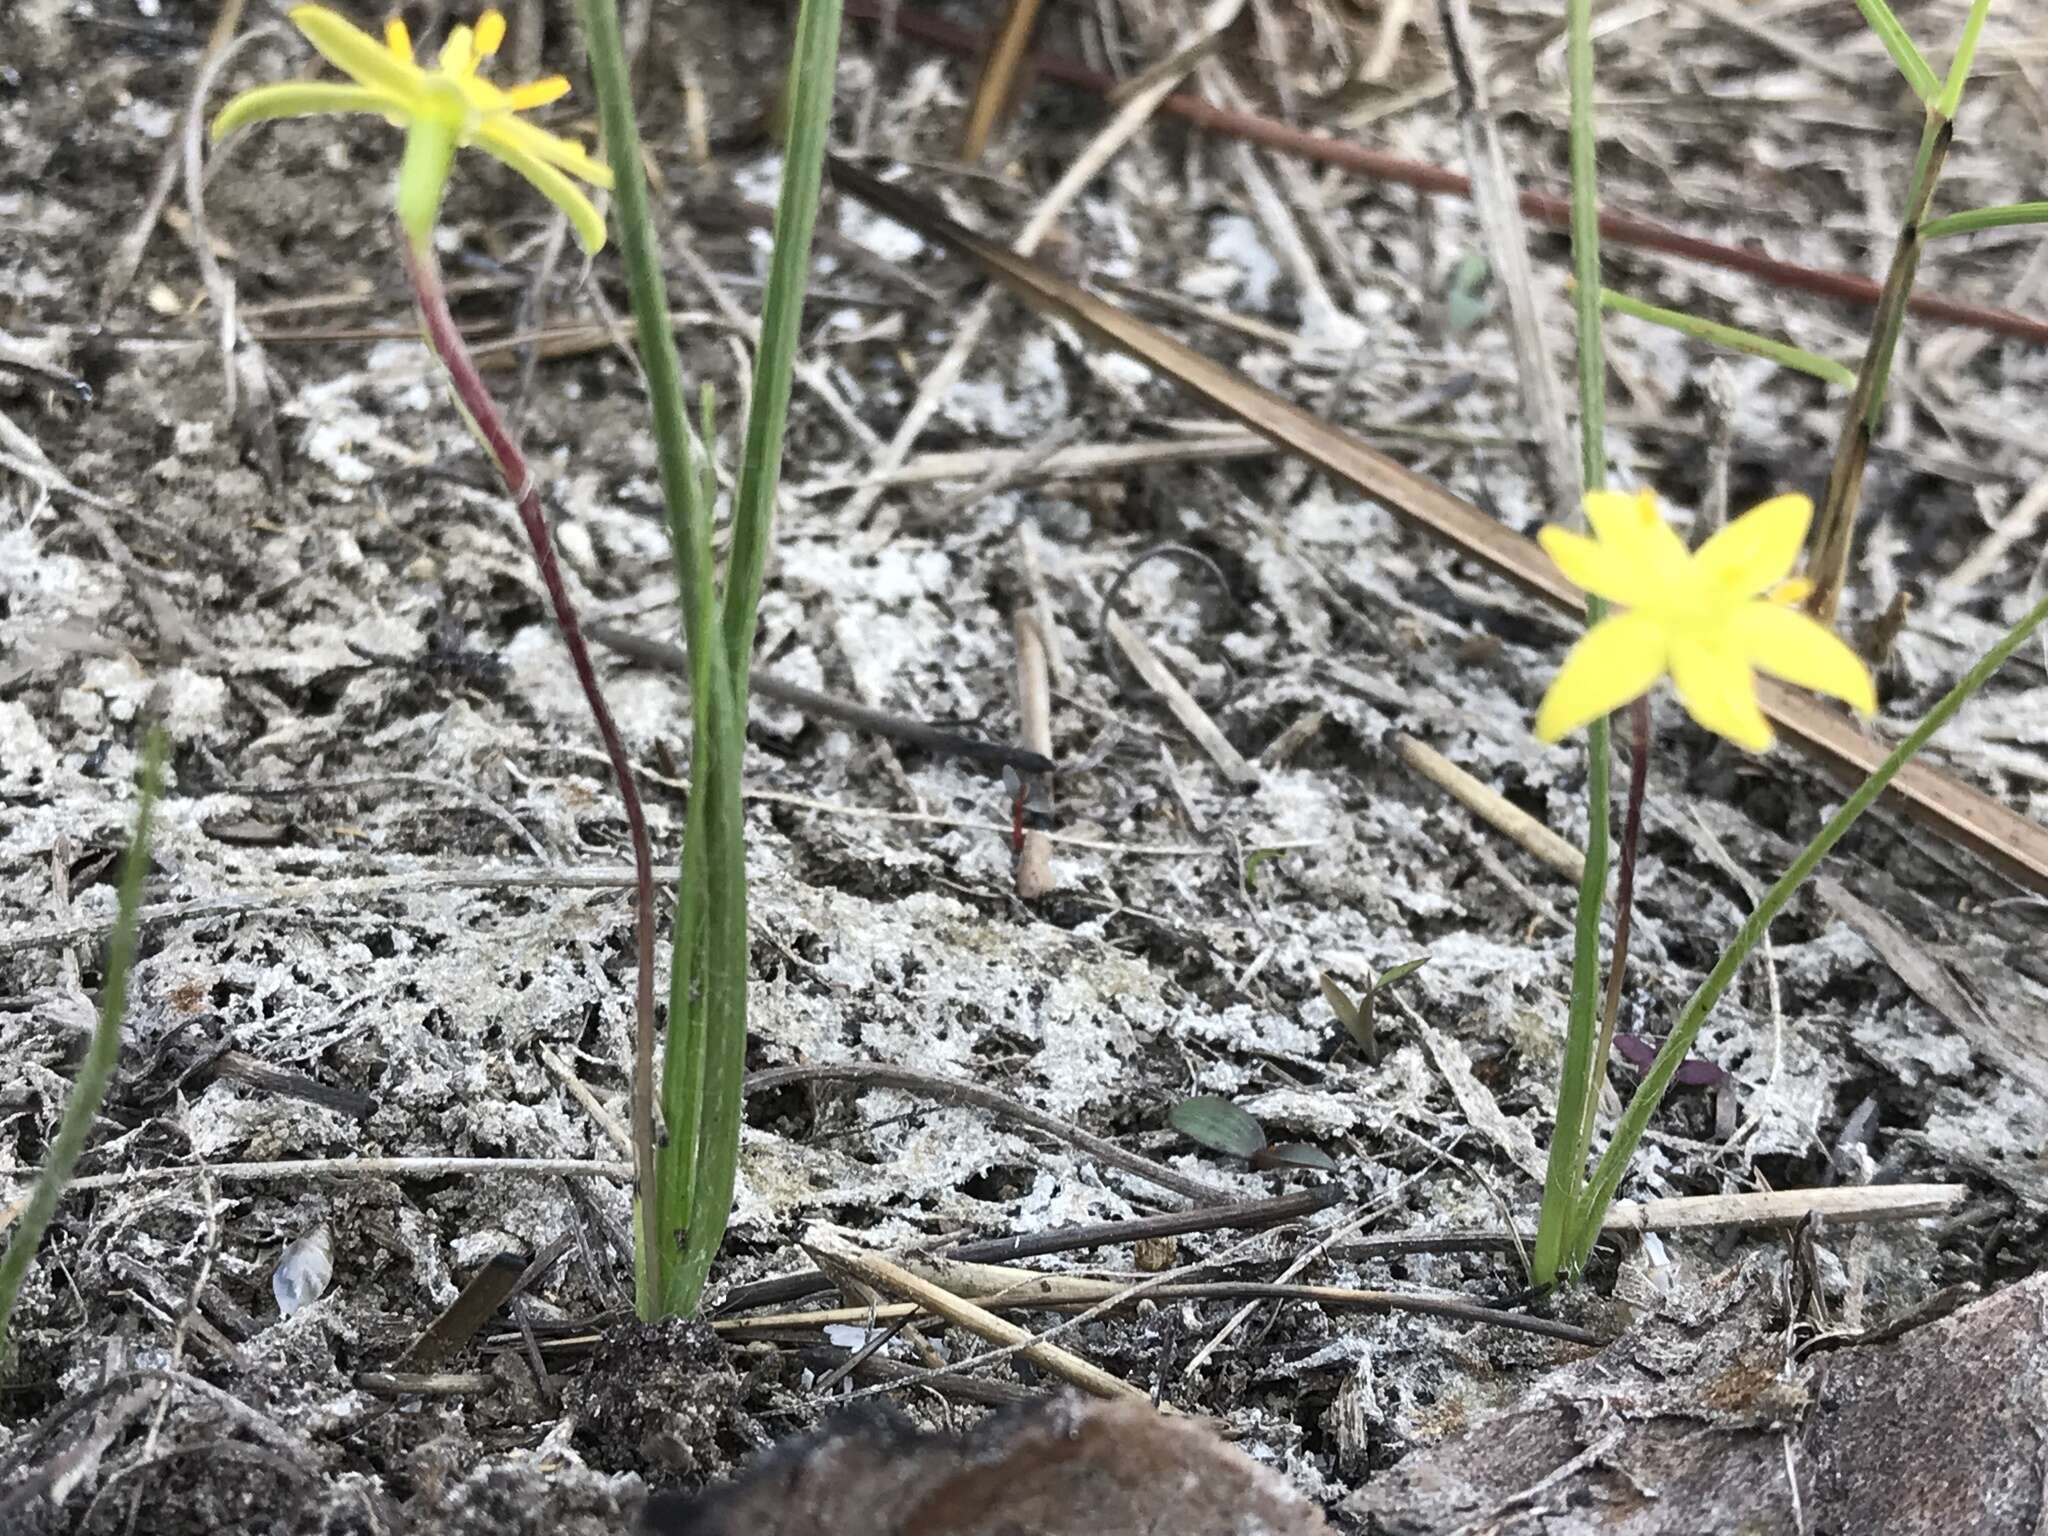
[[211, 6, 613, 253], [1535, 489, 1875, 752]]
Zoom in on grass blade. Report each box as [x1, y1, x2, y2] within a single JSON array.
[[1600, 288, 1856, 388], [0, 729, 165, 1347], [1529, 0, 1613, 1288], [1935, 0, 1993, 118], [1922, 203, 2048, 241], [723, 0, 842, 711], [1850, 0, 1938, 103], [579, 0, 746, 1320]]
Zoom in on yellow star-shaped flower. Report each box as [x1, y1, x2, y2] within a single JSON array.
[[1535, 489, 1876, 752], [211, 6, 613, 253]]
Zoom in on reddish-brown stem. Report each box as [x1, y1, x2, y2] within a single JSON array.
[[403, 240, 661, 1300], [1577, 695, 1650, 1160], [839, 0, 2048, 349]]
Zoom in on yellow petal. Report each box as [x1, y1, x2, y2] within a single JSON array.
[[1768, 577, 1814, 606], [290, 5, 423, 98], [1729, 601, 1876, 714], [502, 75, 572, 110], [440, 23, 476, 75], [1582, 487, 1692, 592], [211, 81, 404, 140], [1669, 634, 1772, 751], [474, 10, 507, 56], [384, 16, 413, 61], [472, 128, 609, 252], [1538, 526, 1648, 606], [1695, 493, 1812, 598], [1534, 610, 1669, 741], [483, 112, 614, 187]]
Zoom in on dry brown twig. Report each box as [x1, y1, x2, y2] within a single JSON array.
[[1105, 614, 1260, 789], [1436, 0, 1576, 510], [1012, 611, 1059, 898], [803, 1224, 1150, 1403]]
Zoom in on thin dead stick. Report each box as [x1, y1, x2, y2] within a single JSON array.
[[0, 1368, 305, 1495], [744, 1062, 1239, 1204], [1012, 611, 1058, 898], [183, 19, 285, 485], [715, 1279, 1602, 1347], [838, 1, 2048, 348], [1394, 733, 1586, 882], [541, 1044, 633, 1157], [792, 421, 1519, 499], [1014, 521, 1071, 689], [1667, 0, 1861, 85], [4, 821, 1325, 959], [1105, 614, 1259, 788], [793, 431, 1278, 496], [1604, 1183, 1965, 1233], [355, 1372, 498, 1396], [802, 1224, 1149, 1402], [1438, 0, 1576, 509], [959, 0, 1046, 161], [1935, 467, 2048, 609], [826, 162, 2048, 897], [1314, 1183, 1967, 1264], [714, 1185, 1344, 1315], [1182, 1204, 1383, 1376], [931, 417, 1087, 524]]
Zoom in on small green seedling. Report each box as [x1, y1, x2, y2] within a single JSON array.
[[1242, 846, 1288, 892], [1445, 249, 1496, 335], [1318, 956, 1429, 1065], [1169, 1095, 1337, 1173]]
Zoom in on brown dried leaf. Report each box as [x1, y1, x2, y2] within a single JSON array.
[[642, 1395, 1332, 1536]]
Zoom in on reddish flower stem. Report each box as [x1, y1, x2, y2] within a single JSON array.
[[1575, 694, 1650, 1166], [403, 239, 660, 1299]]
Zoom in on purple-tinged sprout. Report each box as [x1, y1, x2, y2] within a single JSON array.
[[1612, 1033, 1657, 1069], [1611, 1033, 1727, 1087]]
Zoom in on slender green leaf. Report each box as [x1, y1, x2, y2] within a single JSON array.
[[722, 0, 843, 707], [1318, 971, 1365, 1045], [579, 0, 749, 1321], [1850, 0, 1939, 104], [1599, 288, 1856, 389], [1368, 956, 1432, 997], [1935, 0, 1992, 118], [1532, 0, 1615, 1291], [0, 730, 165, 1348], [1170, 1096, 1268, 1160], [1922, 203, 2048, 241], [1242, 846, 1287, 890]]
